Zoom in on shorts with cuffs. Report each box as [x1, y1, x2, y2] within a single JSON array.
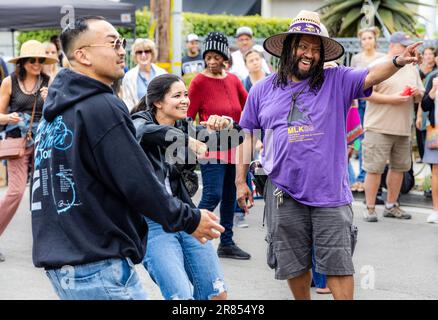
[[264, 178, 358, 280], [362, 131, 411, 174]]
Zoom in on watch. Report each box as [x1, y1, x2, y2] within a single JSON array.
[[392, 55, 404, 68]]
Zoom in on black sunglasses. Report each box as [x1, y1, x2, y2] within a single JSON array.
[[135, 49, 152, 55], [28, 57, 46, 64]]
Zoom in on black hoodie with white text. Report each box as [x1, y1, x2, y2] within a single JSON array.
[[31, 68, 201, 269]]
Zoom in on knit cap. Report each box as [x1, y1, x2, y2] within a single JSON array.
[[203, 32, 230, 61]]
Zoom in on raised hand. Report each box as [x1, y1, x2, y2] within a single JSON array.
[[398, 41, 423, 66]]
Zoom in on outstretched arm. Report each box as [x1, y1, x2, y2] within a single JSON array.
[[364, 42, 423, 90]]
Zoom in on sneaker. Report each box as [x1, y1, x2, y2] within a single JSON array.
[[234, 215, 249, 228], [217, 244, 251, 260], [426, 212, 438, 223], [0, 251, 5, 262], [350, 182, 359, 192], [363, 206, 378, 222], [383, 204, 411, 219]]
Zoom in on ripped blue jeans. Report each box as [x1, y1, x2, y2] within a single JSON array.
[[46, 258, 148, 300], [143, 217, 227, 300]]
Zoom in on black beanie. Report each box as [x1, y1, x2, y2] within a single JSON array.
[[203, 32, 230, 61]]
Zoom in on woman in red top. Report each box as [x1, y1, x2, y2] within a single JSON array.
[[188, 32, 250, 260]]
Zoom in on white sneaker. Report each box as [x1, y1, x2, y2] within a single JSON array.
[[426, 212, 438, 224], [234, 215, 249, 228]]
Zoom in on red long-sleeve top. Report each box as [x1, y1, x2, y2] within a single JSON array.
[[188, 72, 248, 163]]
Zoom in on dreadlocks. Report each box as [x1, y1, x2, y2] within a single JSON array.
[[273, 34, 325, 94]]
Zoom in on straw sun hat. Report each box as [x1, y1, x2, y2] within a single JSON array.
[[8, 40, 58, 65], [263, 10, 344, 62]]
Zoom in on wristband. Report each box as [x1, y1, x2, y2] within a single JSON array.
[[392, 55, 404, 68], [221, 116, 234, 130]]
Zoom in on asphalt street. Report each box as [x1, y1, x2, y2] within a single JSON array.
[[0, 185, 437, 300]]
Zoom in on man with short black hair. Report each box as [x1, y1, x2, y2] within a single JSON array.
[[31, 16, 223, 300]]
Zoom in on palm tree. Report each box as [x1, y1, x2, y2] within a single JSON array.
[[317, 0, 435, 37]]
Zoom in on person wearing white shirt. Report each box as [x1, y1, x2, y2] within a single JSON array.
[[230, 26, 270, 80]]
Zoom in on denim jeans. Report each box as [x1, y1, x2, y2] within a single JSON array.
[[348, 162, 356, 186], [143, 218, 226, 300], [46, 258, 148, 300], [311, 247, 327, 289], [198, 163, 236, 246]]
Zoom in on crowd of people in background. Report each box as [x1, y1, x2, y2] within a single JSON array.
[[0, 9, 437, 300]]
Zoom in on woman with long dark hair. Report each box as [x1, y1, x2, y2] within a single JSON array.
[[132, 74, 242, 299], [0, 40, 57, 261]]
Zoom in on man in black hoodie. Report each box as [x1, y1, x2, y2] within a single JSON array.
[[31, 16, 224, 300]]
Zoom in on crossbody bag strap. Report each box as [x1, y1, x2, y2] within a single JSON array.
[[26, 93, 39, 141]]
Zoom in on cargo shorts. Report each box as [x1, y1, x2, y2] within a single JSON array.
[[362, 131, 411, 174], [264, 178, 358, 280]]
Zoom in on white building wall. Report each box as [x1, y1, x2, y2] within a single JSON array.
[[0, 31, 15, 57], [262, 0, 324, 19]]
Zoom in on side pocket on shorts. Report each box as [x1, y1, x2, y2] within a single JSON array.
[[350, 225, 358, 256], [265, 233, 277, 269]]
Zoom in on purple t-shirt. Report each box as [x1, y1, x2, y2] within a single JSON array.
[[240, 67, 372, 207]]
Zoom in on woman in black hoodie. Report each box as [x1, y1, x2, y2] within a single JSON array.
[[132, 74, 243, 300]]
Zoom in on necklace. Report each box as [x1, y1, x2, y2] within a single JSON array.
[[19, 75, 41, 95]]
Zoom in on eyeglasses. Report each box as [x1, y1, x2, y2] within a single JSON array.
[[135, 49, 152, 55], [28, 57, 46, 64], [79, 38, 127, 51]]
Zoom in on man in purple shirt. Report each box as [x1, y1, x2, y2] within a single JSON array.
[[235, 10, 422, 300]]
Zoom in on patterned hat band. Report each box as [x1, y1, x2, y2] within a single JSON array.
[[263, 10, 344, 61], [288, 22, 321, 35]]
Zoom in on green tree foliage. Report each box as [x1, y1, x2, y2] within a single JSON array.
[[317, 0, 435, 37], [17, 8, 290, 50]]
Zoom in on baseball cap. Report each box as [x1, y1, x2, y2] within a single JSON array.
[[390, 32, 415, 47], [187, 33, 199, 42], [236, 26, 253, 38]]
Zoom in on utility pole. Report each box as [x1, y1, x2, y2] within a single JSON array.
[[171, 0, 182, 76], [156, 0, 171, 71]]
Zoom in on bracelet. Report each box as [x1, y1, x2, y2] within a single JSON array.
[[221, 116, 234, 130], [392, 55, 404, 68]]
